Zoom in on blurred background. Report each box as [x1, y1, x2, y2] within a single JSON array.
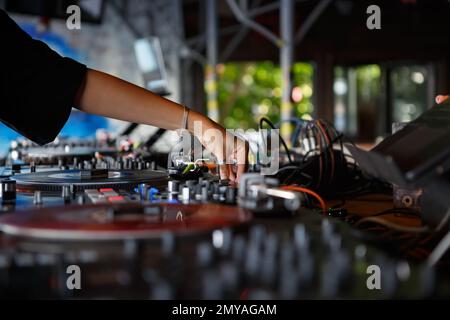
[[1, 0, 449, 155]]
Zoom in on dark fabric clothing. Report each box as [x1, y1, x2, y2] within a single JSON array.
[[0, 9, 87, 145]]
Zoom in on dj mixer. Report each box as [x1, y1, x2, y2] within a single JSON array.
[[0, 135, 449, 300]]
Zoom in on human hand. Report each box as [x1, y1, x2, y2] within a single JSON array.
[[435, 95, 449, 104], [195, 117, 248, 182]]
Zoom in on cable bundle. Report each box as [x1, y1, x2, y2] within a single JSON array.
[[259, 117, 391, 210]]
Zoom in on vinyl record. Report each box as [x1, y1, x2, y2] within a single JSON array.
[[12, 169, 168, 192], [0, 203, 251, 240], [19, 146, 117, 164]]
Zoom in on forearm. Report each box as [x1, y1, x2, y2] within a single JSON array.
[[75, 69, 217, 134]]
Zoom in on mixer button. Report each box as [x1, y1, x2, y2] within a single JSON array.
[[107, 196, 125, 203]]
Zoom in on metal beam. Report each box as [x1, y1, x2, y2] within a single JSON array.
[[226, 0, 282, 47], [295, 0, 332, 45], [205, 0, 220, 122], [280, 0, 294, 144]]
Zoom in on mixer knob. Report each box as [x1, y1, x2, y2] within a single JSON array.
[[61, 185, 71, 203], [30, 162, 36, 173], [123, 239, 141, 261], [249, 225, 266, 248], [194, 184, 202, 201], [298, 251, 315, 288], [151, 279, 174, 300], [33, 191, 43, 206], [125, 158, 132, 169], [196, 242, 214, 267], [231, 235, 246, 264], [219, 262, 239, 295], [225, 187, 237, 204], [202, 270, 223, 299], [280, 242, 295, 274], [213, 228, 233, 256], [83, 161, 91, 170], [321, 219, 340, 248], [76, 195, 85, 204], [1, 179, 16, 204], [260, 235, 278, 287], [161, 232, 177, 256], [11, 163, 21, 174], [182, 186, 191, 203], [201, 186, 209, 202], [212, 189, 220, 201], [377, 257, 398, 298], [138, 183, 148, 200], [69, 184, 78, 197], [244, 242, 261, 279], [186, 180, 196, 188], [13, 253, 35, 268], [320, 250, 351, 298], [279, 265, 299, 299], [167, 180, 179, 194], [419, 264, 435, 297], [294, 224, 310, 251]]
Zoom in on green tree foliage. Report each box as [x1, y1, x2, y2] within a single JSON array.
[[216, 61, 314, 129]]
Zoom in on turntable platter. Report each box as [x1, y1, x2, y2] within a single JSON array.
[[0, 203, 251, 240], [12, 169, 168, 192]]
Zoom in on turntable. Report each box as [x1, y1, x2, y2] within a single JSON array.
[[0, 202, 251, 241], [12, 169, 168, 192]]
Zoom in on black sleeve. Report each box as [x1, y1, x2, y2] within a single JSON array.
[[0, 9, 87, 145]]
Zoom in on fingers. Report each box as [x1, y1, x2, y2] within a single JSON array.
[[235, 141, 249, 182], [236, 163, 246, 182], [436, 95, 449, 104], [196, 119, 248, 182], [218, 164, 236, 182], [219, 164, 228, 181], [227, 164, 236, 181]]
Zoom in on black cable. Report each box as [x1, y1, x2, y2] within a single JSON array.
[[259, 117, 293, 164]]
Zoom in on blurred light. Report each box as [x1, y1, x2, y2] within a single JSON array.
[[224, 117, 236, 128], [272, 87, 282, 98], [256, 69, 268, 80], [233, 108, 244, 118], [297, 103, 308, 114], [212, 230, 224, 249], [216, 63, 225, 75], [11, 150, 19, 161], [333, 78, 348, 95], [246, 65, 256, 74], [258, 104, 269, 115], [301, 114, 313, 121], [134, 39, 158, 73], [301, 84, 313, 98], [411, 72, 424, 84], [242, 74, 254, 86], [292, 86, 303, 103], [402, 104, 417, 114]]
